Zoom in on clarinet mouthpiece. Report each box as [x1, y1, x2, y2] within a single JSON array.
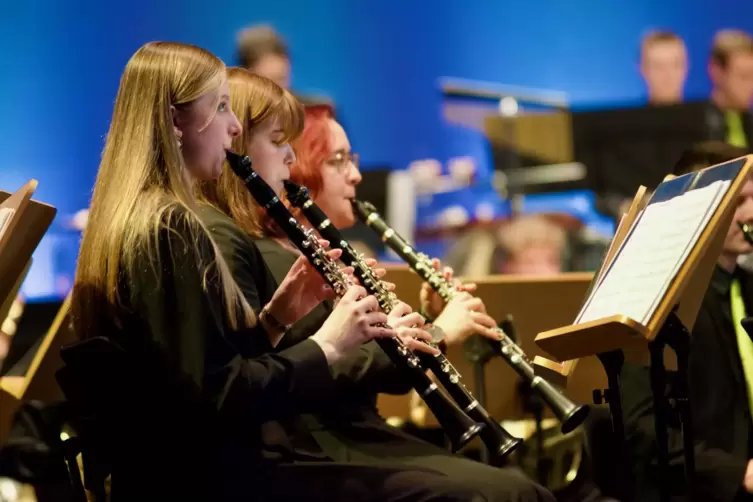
[[225, 150, 252, 177]]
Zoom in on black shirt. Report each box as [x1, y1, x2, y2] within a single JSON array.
[[92, 204, 338, 496]]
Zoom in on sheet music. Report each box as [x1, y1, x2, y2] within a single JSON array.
[[577, 180, 730, 326], [0, 207, 14, 241]]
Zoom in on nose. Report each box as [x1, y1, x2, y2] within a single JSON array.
[[348, 158, 362, 185], [283, 144, 296, 166], [229, 111, 242, 138]]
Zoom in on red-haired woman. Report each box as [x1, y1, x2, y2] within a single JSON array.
[[253, 104, 554, 501]]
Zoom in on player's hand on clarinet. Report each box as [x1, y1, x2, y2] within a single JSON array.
[[387, 301, 439, 356], [419, 258, 476, 319], [433, 292, 501, 346], [311, 286, 394, 364]]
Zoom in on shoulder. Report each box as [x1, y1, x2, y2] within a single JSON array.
[[254, 238, 296, 261], [196, 204, 247, 240], [197, 204, 255, 252], [252, 238, 298, 282], [196, 203, 268, 271]]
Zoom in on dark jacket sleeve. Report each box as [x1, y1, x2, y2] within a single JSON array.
[[132, 212, 335, 424], [256, 239, 411, 395]]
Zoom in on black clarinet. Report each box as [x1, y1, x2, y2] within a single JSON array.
[[353, 198, 590, 434], [285, 181, 522, 461], [224, 151, 482, 452]]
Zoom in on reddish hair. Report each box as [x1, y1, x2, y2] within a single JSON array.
[[289, 104, 336, 199]]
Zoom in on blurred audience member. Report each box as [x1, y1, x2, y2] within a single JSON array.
[[236, 24, 291, 89], [640, 30, 688, 105], [499, 215, 566, 275], [443, 226, 502, 277], [708, 29, 753, 148], [236, 24, 333, 108]]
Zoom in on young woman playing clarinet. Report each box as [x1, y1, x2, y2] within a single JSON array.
[[72, 42, 484, 501], [198, 67, 555, 502]]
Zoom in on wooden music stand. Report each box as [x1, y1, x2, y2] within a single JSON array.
[[0, 181, 59, 441], [533, 155, 753, 501], [532, 184, 651, 386]]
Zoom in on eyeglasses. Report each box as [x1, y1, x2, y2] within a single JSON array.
[[325, 151, 359, 172]]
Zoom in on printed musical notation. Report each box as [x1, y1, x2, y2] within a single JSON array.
[[577, 180, 730, 326]]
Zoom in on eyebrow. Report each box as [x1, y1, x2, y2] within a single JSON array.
[[220, 94, 230, 101]]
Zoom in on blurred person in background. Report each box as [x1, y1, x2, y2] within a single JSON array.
[[640, 30, 688, 106], [236, 24, 333, 108], [707, 29, 753, 148], [498, 215, 567, 275], [236, 24, 291, 89]]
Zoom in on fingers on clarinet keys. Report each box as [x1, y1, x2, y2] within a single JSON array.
[[386, 301, 417, 326], [396, 327, 439, 355], [311, 286, 394, 364]]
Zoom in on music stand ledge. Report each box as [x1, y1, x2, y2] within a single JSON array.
[[534, 155, 753, 501], [0, 181, 59, 442]]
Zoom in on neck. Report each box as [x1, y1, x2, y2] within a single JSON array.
[[648, 93, 681, 106], [718, 252, 738, 273], [712, 88, 734, 110]]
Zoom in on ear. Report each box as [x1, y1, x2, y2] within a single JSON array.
[[171, 105, 184, 141]]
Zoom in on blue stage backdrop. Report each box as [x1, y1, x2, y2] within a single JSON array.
[[1, 0, 752, 300]]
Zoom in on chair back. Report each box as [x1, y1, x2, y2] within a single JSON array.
[[57, 336, 213, 500]]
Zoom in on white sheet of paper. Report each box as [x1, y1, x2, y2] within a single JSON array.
[[577, 180, 730, 326]]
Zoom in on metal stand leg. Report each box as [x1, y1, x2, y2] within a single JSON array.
[[595, 349, 632, 502]]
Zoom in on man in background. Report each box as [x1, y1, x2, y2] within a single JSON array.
[[623, 141, 753, 502], [236, 24, 333, 107], [236, 24, 291, 89], [707, 29, 753, 148], [498, 215, 567, 275], [640, 30, 688, 106]]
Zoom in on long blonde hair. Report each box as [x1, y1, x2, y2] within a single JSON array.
[[73, 42, 255, 339], [198, 68, 304, 237]]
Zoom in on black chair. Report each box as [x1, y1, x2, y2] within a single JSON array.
[[56, 335, 216, 501], [0, 399, 85, 502]]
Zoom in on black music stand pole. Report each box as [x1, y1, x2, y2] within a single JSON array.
[[594, 349, 632, 502], [648, 309, 694, 501], [463, 335, 496, 465]]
